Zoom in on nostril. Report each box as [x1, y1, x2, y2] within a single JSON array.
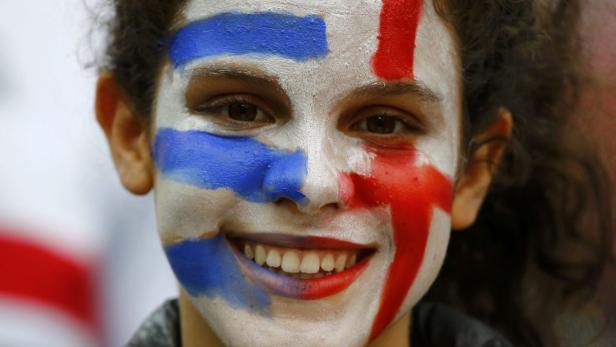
[[261, 151, 308, 205], [262, 177, 307, 206], [274, 197, 302, 214], [320, 202, 341, 211], [273, 197, 340, 215]]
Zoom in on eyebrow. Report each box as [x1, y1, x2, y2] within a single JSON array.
[[186, 67, 442, 115], [186, 66, 292, 112], [188, 66, 286, 95], [347, 81, 442, 103], [169, 12, 329, 68]]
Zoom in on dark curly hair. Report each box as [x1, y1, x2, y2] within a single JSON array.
[[101, 0, 613, 345], [427, 1, 613, 345]]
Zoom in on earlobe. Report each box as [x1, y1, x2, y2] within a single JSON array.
[[96, 73, 154, 195], [451, 109, 513, 230]]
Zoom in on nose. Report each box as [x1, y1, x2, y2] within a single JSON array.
[[297, 154, 342, 214], [261, 143, 341, 215], [262, 150, 309, 205]]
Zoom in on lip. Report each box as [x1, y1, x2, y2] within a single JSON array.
[[227, 233, 373, 300], [227, 232, 376, 250]]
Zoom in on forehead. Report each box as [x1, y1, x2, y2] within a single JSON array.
[[183, 0, 382, 22], [175, 0, 457, 94], [176, 0, 379, 87]]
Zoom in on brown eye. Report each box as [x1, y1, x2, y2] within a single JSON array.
[[228, 102, 258, 122], [345, 106, 427, 148], [365, 115, 397, 134], [194, 95, 276, 130], [352, 114, 408, 135]]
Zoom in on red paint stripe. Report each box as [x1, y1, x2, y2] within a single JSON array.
[[340, 148, 452, 340], [0, 233, 98, 331], [372, 0, 423, 80]]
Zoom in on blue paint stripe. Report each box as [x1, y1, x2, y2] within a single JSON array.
[[166, 235, 271, 314], [153, 128, 308, 204], [169, 12, 328, 67]]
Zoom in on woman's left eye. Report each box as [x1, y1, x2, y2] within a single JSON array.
[[351, 114, 417, 135]]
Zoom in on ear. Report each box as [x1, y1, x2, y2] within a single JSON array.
[[96, 73, 153, 195], [451, 109, 513, 230]]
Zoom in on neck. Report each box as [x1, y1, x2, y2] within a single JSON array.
[[179, 290, 411, 347], [367, 313, 411, 347]]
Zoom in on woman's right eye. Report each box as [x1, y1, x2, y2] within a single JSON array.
[[194, 96, 276, 130], [227, 102, 260, 122]]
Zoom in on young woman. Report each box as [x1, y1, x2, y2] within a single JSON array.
[[95, 0, 613, 346]]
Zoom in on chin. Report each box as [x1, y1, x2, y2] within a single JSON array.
[[171, 209, 451, 347], [188, 255, 386, 347]]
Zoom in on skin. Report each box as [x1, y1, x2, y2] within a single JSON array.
[[96, 0, 512, 346]]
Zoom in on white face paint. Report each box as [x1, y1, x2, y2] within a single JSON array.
[[152, 0, 461, 346]]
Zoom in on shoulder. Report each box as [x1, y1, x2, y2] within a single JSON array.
[[125, 299, 181, 347], [412, 302, 514, 347]]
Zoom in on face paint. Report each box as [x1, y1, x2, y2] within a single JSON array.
[[169, 12, 328, 68], [153, 128, 308, 204], [152, 0, 460, 345], [165, 234, 271, 314], [234, 235, 370, 300], [340, 147, 452, 339], [372, 0, 423, 80]]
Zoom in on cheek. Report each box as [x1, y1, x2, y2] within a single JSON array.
[[164, 234, 272, 315], [154, 179, 236, 243], [152, 127, 316, 315], [153, 127, 318, 242], [340, 147, 453, 340], [153, 128, 308, 205]]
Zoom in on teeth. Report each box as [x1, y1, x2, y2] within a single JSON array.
[[300, 252, 320, 274], [335, 253, 348, 272], [281, 250, 300, 273], [255, 245, 266, 266], [244, 245, 254, 260], [321, 253, 335, 272], [347, 254, 357, 268], [242, 242, 365, 277], [266, 249, 281, 268]]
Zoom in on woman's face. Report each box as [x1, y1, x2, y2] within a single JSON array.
[[152, 0, 460, 345]]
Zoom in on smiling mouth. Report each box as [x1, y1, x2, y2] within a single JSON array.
[[227, 234, 375, 299]]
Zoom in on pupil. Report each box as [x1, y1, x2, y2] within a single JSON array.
[[228, 102, 257, 121], [367, 116, 396, 134]]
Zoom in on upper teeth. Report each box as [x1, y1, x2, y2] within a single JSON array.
[[282, 250, 300, 273], [243, 243, 358, 275]]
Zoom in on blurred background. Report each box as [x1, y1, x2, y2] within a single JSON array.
[[0, 1, 175, 347], [0, 1, 613, 346]]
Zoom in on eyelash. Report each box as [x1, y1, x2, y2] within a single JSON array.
[[193, 95, 276, 129], [348, 109, 426, 136], [192, 95, 425, 141]]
